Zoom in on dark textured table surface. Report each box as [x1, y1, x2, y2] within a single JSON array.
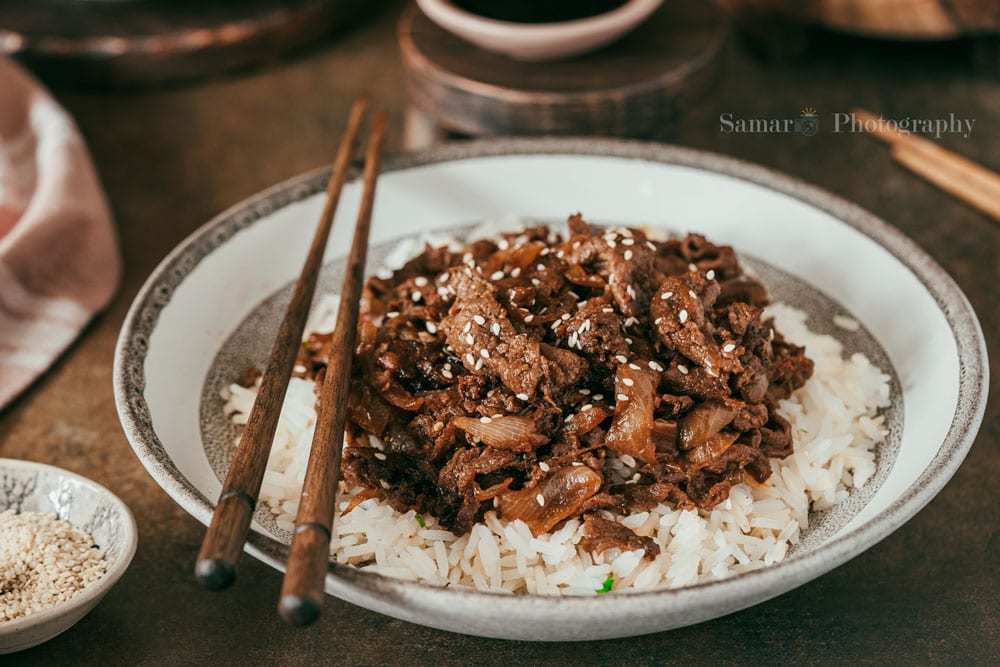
[[1, 4, 997, 665]]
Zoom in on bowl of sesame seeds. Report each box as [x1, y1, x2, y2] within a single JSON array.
[[0, 458, 137, 654]]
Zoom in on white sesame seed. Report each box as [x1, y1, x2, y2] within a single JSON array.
[[678, 364, 689, 375], [479, 416, 492, 425], [617, 393, 629, 401], [491, 323, 501, 336], [661, 292, 673, 300], [622, 377, 634, 387], [414, 276, 428, 287], [536, 494, 546, 506], [581, 404, 593, 411], [628, 363, 640, 370], [654, 317, 664, 325], [473, 315, 486, 325], [602, 307, 615, 313], [626, 285, 636, 299], [524, 314, 535, 323], [679, 309, 688, 323], [442, 370, 453, 379], [411, 292, 422, 302], [688, 263, 698, 272], [621, 238, 635, 246], [723, 343, 736, 353], [538, 461, 550, 472], [531, 278, 541, 287], [425, 321, 438, 334], [625, 337, 633, 345], [578, 388, 591, 395], [511, 267, 522, 278], [624, 317, 638, 328], [593, 394, 604, 401], [475, 358, 484, 371], [386, 311, 400, 318], [615, 355, 628, 363], [465, 334, 474, 344], [294, 364, 307, 373], [444, 363, 452, 370], [577, 300, 587, 309], [606, 239, 617, 248], [438, 273, 450, 283], [561, 313, 571, 321], [480, 349, 490, 359], [706, 269, 716, 280], [490, 271, 504, 281], [646, 241, 657, 251], [374, 452, 387, 461], [536, 263, 545, 272], [621, 454, 637, 467], [380, 480, 391, 489], [463, 322, 472, 333], [624, 250, 633, 261], [516, 393, 529, 401], [688, 290, 697, 298], [648, 360, 664, 371], [465, 353, 475, 365]]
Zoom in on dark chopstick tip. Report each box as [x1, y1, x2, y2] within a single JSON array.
[[278, 594, 322, 627], [195, 558, 236, 590]]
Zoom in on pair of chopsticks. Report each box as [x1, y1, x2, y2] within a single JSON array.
[[195, 97, 386, 627], [854, 108, 1000, 224]]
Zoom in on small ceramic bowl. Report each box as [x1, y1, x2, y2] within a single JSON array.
[[0, 459, 138, 654], [416, 0, 664, 61]]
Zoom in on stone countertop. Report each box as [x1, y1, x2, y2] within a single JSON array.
[[1, 4, 997, 664]]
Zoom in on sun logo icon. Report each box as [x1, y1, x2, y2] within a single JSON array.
[[796, 107, 819, 136]]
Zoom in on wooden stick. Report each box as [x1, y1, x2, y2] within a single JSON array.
[[194, 97, 368, 590], [853, 108, 1000, 224], [278, 110, 387, 627]]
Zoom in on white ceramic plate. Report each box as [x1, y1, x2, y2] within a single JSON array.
[[114, 139, 987, 641]]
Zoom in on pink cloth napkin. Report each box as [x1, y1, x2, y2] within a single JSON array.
[[0, 57, 121, 410]]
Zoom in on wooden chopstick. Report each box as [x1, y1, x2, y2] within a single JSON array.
[[853, 108, 1000, 224], [278, 110, 388, 627], [195, 97, 369, 590]]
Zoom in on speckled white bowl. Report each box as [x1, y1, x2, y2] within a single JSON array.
[[416, 0, 664, 61], [0, 459, 137, 654], [114, 139, 987, 641]]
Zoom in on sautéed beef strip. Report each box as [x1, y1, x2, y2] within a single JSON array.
[[291, 217, 814, 558]]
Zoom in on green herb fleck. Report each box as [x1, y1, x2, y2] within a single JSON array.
[[415, 513, 426, 528], [596, 575, 614, 595], [799, 428, 809, 433]]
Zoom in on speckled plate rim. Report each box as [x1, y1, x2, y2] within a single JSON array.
[[113, 138, 988, 634], [0, 458, 139, 637]]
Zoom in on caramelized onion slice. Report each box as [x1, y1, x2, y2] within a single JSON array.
[[497, 465, 603, 535], [563, 406, 610, 437], [683, 430, 739, 467], [605, 364, 660, 465], [453, 415, 549, 453], [652, 419, 679, 453], [678, 400, 737, 450]]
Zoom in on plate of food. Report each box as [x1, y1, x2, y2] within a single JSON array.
[[113, 139, 987, 641]]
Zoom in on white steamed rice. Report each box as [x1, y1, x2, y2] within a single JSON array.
[[222, 232, 891, 596]]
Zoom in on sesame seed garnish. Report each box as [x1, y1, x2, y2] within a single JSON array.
[[511, 267, 522, 278], [536, 494, 546, 506], [648, 360, 664, 371], [465, 353, 475, 365], [593, 394, 604, 401], [624, 250, 633, 261], [444, 363, 452, 370], [646, 241, 657, 251], [442, 370, 453, 379], [654, 317, 664, 325], [480, 349, 490, 359], [531, 278, 541, 287], [615, 355, 628, 363], [463, 322, 472, 333], [438, 273, 450, 283], [688, 263, 698, 272], [622, 378, 634, 387], [564, 413, 575, 422], [602, 307, 614, 313], [490, 271, 504, 281], [425, 321, 438, 334], [579, 388, 591, 395], [516, 393, 529, 401], [626, 285, 636, 299], [561, 313, 571, 321], [581, 404, 593, 411], [386, 311, 400, 318], [465, 334, 474, 344], [577, 300, 587, 308], [621, 455, 637, 467], [491, 323, 501, 336], [617, 393, 629, 401], [606, 239, 617, 248], [414, 276, 428, 287], [380, 480, 391, 489], [375, 452, 387, 461], [479, 416, 492, 425], [625, 337, 633, 344], [723, 343, 736, 353], [475, 358, 483, 371], [678, 364, 689, 375], [536, 263, 545, 272], [524, 314, 535, 323], [498, 239, 510, 250], [679, 309, 689, 323], [621, 238, 635, 246], [688, 290, 697, 298], [538, 461, 550, 472], [706, 269, 716, 280], [473, 315, 486, 325], [628, 363, 640, 370], [661, 292, 673, 300], [411, 292, 422, 302], [624, 317, 638, 328]]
